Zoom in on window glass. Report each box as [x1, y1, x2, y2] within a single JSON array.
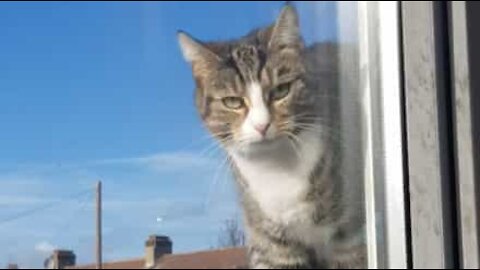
[[0, 2, 403, 268]]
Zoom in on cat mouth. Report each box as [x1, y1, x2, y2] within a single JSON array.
[[242, 134, 288, 149], [231, 134, 295, 157], [249, 137, 277, 145]]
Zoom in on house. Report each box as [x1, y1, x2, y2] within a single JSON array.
[[44, 235, 247, 269]]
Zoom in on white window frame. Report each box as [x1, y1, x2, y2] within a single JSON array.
[[357, 2, 408, 268]]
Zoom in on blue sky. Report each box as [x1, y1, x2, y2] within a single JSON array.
[[0, 1, 340, 268]]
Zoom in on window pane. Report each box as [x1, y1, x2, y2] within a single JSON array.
[[0, 1, 405, 269]]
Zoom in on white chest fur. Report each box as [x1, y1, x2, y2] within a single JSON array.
[[230, 131, 323, 225]]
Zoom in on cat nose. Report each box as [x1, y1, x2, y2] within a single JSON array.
[[254, 123, 270, 136]]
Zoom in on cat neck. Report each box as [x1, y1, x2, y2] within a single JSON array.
[[229, 129, 324, 175], [228, 129, 329, 224]]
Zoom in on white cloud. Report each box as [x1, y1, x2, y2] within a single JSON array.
[[0, 150, 236, 268], [92, 151, 221, 172], [34, 241, 56, 254], [0, 196, 47, 207], [102, 198, 210, 223]]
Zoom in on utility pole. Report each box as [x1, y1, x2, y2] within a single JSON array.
[[96, 181, 102, 269]]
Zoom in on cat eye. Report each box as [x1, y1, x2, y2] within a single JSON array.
[[270, 83, 290, 101], [222, 96, 245, 109]]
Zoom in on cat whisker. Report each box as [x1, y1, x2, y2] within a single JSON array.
[[195, 135, 236, 165], [275, 118, 344, 145], [284, 132, 302, 160], [310, 93, 341, 100], [203, 153, 232, 211], [173, 132, 226, 155], [196, 140, 223, 159], [293, 125, 344, 145]]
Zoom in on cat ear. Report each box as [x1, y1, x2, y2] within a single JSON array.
[[269, 4, 302, 50], [177, 31, 221, 65]]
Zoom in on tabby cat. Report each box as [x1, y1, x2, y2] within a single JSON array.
[[178, 4, 366, 269]]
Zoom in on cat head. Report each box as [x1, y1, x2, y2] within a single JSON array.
[[178, 5, 317, 153]]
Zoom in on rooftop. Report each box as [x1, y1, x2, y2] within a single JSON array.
[[65, 247, 247, 269]]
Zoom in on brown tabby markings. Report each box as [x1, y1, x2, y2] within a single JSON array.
[[178, 4, 365, 269]]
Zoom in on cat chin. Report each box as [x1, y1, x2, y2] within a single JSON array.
[[228, 135, 293, 158]]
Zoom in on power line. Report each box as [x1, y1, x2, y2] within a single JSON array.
[[54, 191, 94, 239], [0, 189, 93, 227]]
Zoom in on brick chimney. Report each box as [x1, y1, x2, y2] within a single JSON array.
[[45, 250, 76, 269], [144, 235, 172, 268]]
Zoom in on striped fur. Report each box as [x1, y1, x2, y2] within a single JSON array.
[[178, 4, 365, 269]]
